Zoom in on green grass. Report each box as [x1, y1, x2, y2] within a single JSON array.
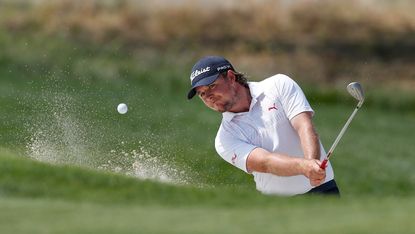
[[1, 150, 414, 234], [1, 28, 415, 233], [0, 196, 414, 234]]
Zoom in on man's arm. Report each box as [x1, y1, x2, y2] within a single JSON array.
[[246, 147, 325, 186], [290, 111, 321, 160]]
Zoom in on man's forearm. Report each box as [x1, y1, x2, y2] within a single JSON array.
[[265, 153, 323, 182], [298, 124, 321, 160], [264, 153, 306, 176], [247, 148, 326, 185], [291, 112, 321, 160], [248, 148, 310, 176]]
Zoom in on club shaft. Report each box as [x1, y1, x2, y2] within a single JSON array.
[[326, 104, 361, 159]]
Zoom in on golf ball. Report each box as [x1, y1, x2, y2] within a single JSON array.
[[117, 103, 128, 114]]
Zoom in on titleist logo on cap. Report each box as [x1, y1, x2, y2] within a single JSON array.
[[190, 66, 210, 81]]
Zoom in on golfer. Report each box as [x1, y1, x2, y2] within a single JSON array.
[[187, 56, 340, 196]]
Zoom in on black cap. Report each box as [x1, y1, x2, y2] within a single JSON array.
[[187, 56, 234, 99]]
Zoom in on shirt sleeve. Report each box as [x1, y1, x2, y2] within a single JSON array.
[[273, 74, 314, 120], [215, 125, 257, 173]]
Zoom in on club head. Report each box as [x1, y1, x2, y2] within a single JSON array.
[[347, 82, 365, 106]]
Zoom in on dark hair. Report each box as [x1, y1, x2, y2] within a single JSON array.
[[221, 70, 249, 88]]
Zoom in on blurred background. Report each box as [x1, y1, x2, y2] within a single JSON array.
[[2, 0, 415, 102], [0, 0, 414, 233]]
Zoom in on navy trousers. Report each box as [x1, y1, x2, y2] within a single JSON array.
[[306, 180, 340, 196]]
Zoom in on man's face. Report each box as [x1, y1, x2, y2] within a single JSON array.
[[195, 73, 237, 112]]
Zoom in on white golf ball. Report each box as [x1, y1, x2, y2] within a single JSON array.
[[117, 103, 128, 114]]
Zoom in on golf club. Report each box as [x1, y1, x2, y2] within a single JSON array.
[[320, 82, 365, 169]]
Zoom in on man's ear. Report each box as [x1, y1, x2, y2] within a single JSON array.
[[227, 70, 236, 82]]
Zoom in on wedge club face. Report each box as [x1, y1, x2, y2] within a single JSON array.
[[347, 82, 365, 106]]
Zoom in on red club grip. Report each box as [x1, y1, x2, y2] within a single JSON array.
[[320, 159, 328, 169]]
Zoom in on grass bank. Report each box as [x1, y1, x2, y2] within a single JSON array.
[[0, 149, 414, 234]]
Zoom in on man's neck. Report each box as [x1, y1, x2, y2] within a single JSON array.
[[229, 85, 252, 113]]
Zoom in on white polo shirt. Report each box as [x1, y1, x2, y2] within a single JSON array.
[[215, 74, 334, 196]]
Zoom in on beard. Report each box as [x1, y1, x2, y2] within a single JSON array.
[[203, 82, 242, 113], [209, 97, 235, 113]]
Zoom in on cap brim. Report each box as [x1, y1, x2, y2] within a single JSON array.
[[187, 73, 220, 99]]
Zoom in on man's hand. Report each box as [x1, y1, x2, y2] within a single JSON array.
[[301, 159, 326, 186]]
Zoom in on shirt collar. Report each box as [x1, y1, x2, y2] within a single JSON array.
[[222, 82, 264, 122]]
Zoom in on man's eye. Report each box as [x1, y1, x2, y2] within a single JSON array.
[[209, 84, 216, 89], [199, 92, 205, 97]]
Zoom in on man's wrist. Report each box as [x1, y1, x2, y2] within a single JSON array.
[[298, 159, 311, 177]]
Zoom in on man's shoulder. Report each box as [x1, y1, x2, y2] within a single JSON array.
[[251, 74, 293, 89], [249, 74, 293, 98], [261, 73, 292, 84]]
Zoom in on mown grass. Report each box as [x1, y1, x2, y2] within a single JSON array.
[[0, 150, 415, 234], [0, 196, 414, 234]]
